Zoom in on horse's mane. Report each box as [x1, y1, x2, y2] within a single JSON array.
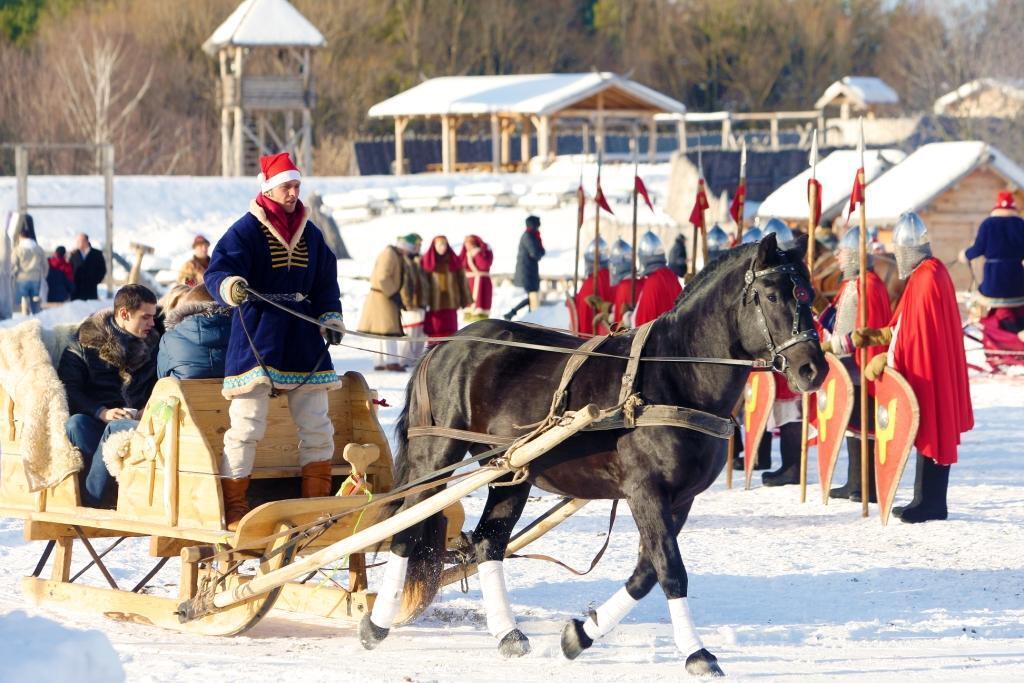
[[671, 242, 757, 307]]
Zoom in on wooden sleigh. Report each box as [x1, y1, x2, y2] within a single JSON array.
[[0, 368, 595, 636], [0, 371, 470, 635]]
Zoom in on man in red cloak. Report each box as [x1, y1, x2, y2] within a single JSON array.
[[575, 237, 612, 335], [609, 238, 644, 329], [634, 231, 682, 327], [826, 226, 893, 502], [852, 212, 973, 523]]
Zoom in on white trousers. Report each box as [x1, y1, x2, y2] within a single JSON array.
[[400, 309, 425, 362], [375, 339, 399, 368], [220, 384, 334, 479]]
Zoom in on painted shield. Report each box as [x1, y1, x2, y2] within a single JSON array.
[[873, 368, 920, 526], [743, 372, 776, 490], [814, 353, 855, 504]]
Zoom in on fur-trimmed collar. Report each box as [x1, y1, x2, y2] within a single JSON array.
[[77, 309, 159, 375], [249, 199, 309, 251], [164, 301, 232, 331]]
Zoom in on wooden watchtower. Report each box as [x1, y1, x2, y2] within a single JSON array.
[[203, 0, 325, 176]]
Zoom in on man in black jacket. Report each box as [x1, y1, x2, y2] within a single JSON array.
[[70, 233, 107, 300], [58, 284, 160, 506], [504, 215, 546, 320]]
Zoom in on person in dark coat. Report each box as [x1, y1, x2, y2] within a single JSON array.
[[157, 284, 231, 380], [204, 152, 344, 528], [961, 190, 1024, 306], [69, 233, 107, 300], [57, 284, 160, 506], [505, 215, 545, 320], [46, 246, 75, 303], [668, 233, 688, 279]]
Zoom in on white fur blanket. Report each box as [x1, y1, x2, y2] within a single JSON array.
[[0, 320, 82, 491]]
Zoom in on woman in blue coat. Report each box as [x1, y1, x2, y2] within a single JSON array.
[[157, 285, 231, 380]]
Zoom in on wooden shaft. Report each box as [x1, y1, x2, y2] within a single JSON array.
[[593, 188, 601, 304], [857, 171, 870, 519], [573, 191, 583, 299], [689, 224, 699, 279], [210, 406, 599, 610], [799, 181, 819, 503], [726, 435, 734, 489], [631, 182, 639, 308]]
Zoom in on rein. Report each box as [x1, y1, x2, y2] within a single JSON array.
[[241, 285, 776, 370]]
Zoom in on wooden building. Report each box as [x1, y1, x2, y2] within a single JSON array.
[[367, 73, 687, 175], [815, 76, 900, 120], [933, 78, 1024, 119], [864, 141, 1024, 290], [203, 0, 325, 176]]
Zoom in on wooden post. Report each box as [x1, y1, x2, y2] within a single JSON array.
[[721, 116, 732, 150], [500, 119, 512, 167], [519, 117, 531, 165], [52, 537, 73, 582], [536, 116, 550, 162], [394, 116, 407, 176], [770, 116, 780, 151], [219, 50, 231, 177], [440, 115, 451, 173], [582, 121, 591, 156], [449, 116, 459, 169], [677, 117, 687, 153], [233, 47, 245, 176], [596, 92, 606, 156], [103, 144, 114, 297], [15, 145, 27, 214], [647, 116, 657, 163], [490, 114, 501, 174]]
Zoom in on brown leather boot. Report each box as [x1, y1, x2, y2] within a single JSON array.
[[221, 477, 250, 531], [301, 460, 334, 498]]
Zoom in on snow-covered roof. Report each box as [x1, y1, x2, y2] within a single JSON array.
[[203, 0, 325, 54], [368, 73, 686, 118], [865, 141, 1024, 223], [756, 148, 906, 222], [933, 78, 1024, 114], [814, 77, 899, 109]]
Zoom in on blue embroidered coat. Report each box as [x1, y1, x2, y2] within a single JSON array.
[[204, 200, 342, 397], [964, 215, 1024, 301]]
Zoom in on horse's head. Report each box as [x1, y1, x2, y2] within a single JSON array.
[[737, 233, 827, 393]]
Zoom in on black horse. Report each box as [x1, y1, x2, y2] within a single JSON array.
[[360, 234, 826, 676]]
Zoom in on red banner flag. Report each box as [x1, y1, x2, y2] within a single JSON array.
[[635, 175, 654, 211], [728, 180, 746, 223], [847, 168, 865, 214], [595, 180, 614, 215], [689, 179, 709, 228], [807, 178, 822, 227]]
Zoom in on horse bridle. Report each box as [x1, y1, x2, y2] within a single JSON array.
[[741, 256, 819, 373]]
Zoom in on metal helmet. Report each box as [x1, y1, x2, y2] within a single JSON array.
[[740, 227, 763, 244], [762, 217, 795, 249], [637, 230, 667, 276], [706, 224, 729, 262], [836, 226, 873, 279], [892, 211, 931, 279], [583, 236, 610, 276], [609, 238, 633, 286]]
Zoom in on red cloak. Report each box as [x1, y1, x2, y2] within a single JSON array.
[[634, 267, 682, 326], [612, 277, 645, 326], [575, 268, 613, 335], [888, 258, 973, 464], [836, 270, 893, 394]]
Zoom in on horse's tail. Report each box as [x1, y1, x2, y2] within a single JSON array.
[[387, 356, 448, 625]]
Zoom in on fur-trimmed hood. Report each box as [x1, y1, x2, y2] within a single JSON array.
[[77, 309, 160, 378], [164, 301, 232, 331]]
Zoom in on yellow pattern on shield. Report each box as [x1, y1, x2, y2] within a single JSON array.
[[818, 379, 836, 442], [744, 375, 760, 428], [876, 398, 898, 465]]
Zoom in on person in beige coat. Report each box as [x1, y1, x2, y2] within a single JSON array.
[[13, 216, 49, 315], [358, 239, 407, 371]]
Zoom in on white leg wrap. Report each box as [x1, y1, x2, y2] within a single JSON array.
[[369, 554, 408, 629], [478, 561, 517, 640], [667, 597, 704, 656], [582, 587, 638, 640]]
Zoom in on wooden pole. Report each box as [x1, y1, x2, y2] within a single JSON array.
[[800, 130, 818, 504], [593, 153, 602, 314], [630, 149, 639, 309], [573, 166, 585, 299], [857, 120, 870, 519], [208, 406, 600, 611]]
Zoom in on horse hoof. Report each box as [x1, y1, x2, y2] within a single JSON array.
[[358, 614, 389, 650], [560, 618, 593, 660], [685, 648, 725, 677], [498, 629, 531, 658]]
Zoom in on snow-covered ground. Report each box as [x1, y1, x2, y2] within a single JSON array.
[[1, 171, 1022, 681]]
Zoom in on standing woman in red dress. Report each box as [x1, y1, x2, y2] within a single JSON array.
[[422, 235, 472, 343], [460, 234, 494, 321]]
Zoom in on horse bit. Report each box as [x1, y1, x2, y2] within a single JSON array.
[[741, 257, 819, 373]]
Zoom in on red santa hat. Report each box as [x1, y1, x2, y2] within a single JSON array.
[[994, 190, 1017, 211], [258, 153, 301, 193]]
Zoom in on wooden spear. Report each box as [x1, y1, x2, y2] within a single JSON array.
[[726, 142, 746, 488], [630, 143, 640, 308], [689, 144, 705, 280], [799, 130, 819, 503], [572, 163, 585, 299], [857, 118, 870, 519], [593, 151, 603, 312]]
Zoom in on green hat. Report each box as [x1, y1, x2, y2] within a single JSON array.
[[399, 233, 422, 245]]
